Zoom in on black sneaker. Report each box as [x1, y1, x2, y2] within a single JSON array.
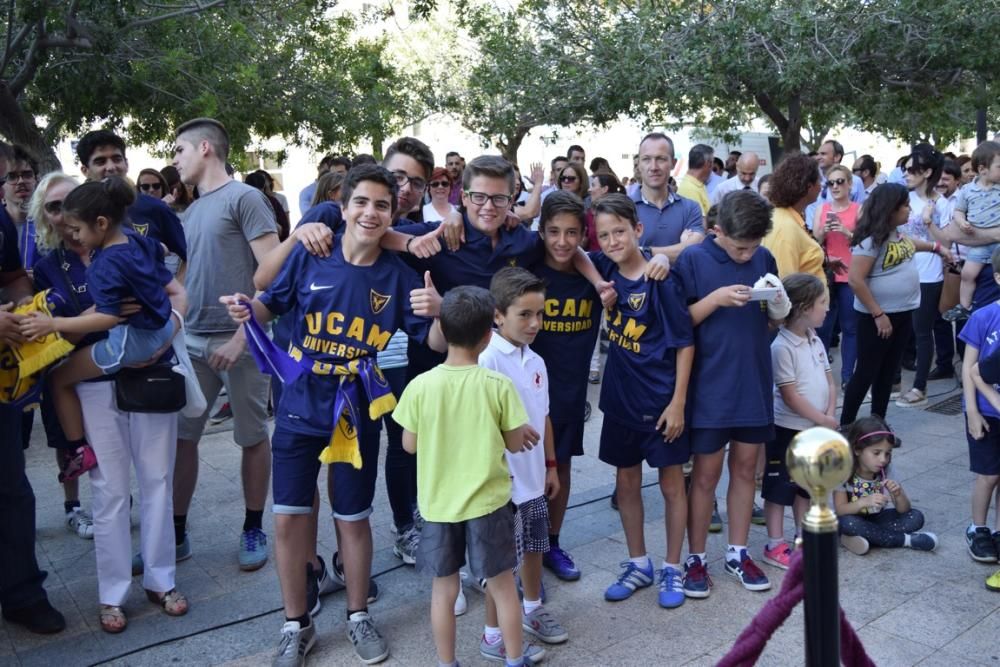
[[967, 526, 999, 562], [2, 599, 66, 634], [330, 551, 380, 604], [927, 366, 955, 381], [306, 555, 344, 616]]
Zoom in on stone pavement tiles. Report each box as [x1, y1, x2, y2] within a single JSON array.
[[5, 371, 1000, 665]]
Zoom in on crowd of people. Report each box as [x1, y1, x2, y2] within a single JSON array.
[[1, 122, 1000, 667]]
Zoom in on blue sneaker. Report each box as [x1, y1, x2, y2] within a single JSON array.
[[682, 556, 712, 599], [604, 560, 654, 601], [657, 566, 685, 609], [239, 528, 269, 571], [724, 549, 771, 591], [542, 547, 581, 581]]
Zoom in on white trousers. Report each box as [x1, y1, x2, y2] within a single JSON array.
[[77, 382, 178, 606]]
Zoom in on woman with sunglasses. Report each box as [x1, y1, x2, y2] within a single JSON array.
[[813, 164, 861, 388], [422, 167, 456, 223], [557, 162, 589, 201], [895, 144, 951, 408], [136, 168, 168, 201]]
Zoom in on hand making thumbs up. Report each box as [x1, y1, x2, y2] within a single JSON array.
[[410, 270, 443, 318]]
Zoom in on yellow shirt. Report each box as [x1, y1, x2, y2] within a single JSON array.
[[677, 174, 711, 216], [392, 364, 528, 523], [763, 207, 826, 282]]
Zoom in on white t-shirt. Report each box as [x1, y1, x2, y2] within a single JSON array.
[[422, 202, 456, 224], [902, 191, 950, 283], [771, 327, 831, 431], [479, 331, 549, 504]]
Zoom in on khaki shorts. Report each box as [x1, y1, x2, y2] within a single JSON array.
[[177, 332, 270, 447]]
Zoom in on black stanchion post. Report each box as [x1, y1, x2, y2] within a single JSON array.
[[787, 427, 852, 667]]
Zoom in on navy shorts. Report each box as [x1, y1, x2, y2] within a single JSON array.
[[763, 425, 811, 505], [271, 420, 380, 521], [598, 417, 690, 469], [552, 420, 585, 463], [690, 425, 775, 455], [967, 415, 1000, 476]]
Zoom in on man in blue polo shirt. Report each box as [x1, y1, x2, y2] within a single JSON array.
[[76, 130, 187, 274], [632, 133, 705, 260]]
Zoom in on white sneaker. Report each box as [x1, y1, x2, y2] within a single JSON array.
[[66, 507, 94, 539], [454, 586, 467, 616]]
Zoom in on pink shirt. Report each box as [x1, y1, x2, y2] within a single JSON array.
[[819, 202, 860, 283]]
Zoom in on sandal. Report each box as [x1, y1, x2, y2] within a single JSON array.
[[99, 605, 127, 633], [145, 589, 189, 617], [895, 387, 928, 408]]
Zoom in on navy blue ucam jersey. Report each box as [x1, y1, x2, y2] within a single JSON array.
[[127, 193, 187, 261], [259, 241, 432, 437], [530, 262, 600, 424], [298, 201, 344, 235], [88, 230, 173, 330], [671, 236, 777, 429], [592, 252, 694, 432]]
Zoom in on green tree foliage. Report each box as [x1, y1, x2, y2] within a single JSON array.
[[0, 1, 425, 170], [529, 0, 999, 151]]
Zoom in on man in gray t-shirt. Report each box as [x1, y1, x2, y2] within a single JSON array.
[[167, 118, 279, 573]]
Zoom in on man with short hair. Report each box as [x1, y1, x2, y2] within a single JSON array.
[[725, 151, 742, 178], [632, 133, 705, 260], [299, 154, 336, 215], [0, 140, 66, 636], [170, 117, 279, 572], [676, 144, 714, 216], [548, 156, 568, 189], [852, 154, 879, 197], [446, 151, 464, 206], [330, 156, 352, 176], [711, 152, 762, 205], [707, 156, 726, 198], [567, 145, 585, 166], [75, 130, 187, 273], [806, 138, 867, 226], [1, 145, 38, 270]]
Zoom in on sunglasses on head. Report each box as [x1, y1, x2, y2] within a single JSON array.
[[43, 200, 63, 215], [828, 178, 848, 186], [139, 182, 163, 192]]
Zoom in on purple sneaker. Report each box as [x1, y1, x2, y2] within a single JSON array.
[[542, 547, 581, 581]]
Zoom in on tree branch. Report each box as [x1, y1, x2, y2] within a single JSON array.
[[126, 0, 228, 30], [9, 21, 44, 96]]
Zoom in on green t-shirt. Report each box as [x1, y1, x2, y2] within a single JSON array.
[[393, 364, 528, 522]]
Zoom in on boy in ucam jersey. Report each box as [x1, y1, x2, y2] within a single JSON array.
[[479, 267, 567, 656], [530, 191, 600, 581], [222, 165, 445, 667], [589, 194, 695, 610], [671, 190, 782, 599]]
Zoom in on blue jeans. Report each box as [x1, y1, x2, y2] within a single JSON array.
[[818, 282, 858, 385]]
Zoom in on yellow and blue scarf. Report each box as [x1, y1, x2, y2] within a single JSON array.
[[243, 306, 395, 469], [0, 290, 75, 408]]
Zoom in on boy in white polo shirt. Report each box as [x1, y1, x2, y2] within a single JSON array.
[[480, 267, 568, 654]]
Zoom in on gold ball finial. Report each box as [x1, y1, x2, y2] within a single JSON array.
[[787, 427, 852, 533]]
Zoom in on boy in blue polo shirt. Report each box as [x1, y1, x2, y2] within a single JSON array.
[[221, 165, 445, 666], [671, 190, 783, 598], [590, 194, 695, 610]]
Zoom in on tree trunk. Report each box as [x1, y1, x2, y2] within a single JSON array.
[[0, 83, 62, 173], [498, 126, 530, 164], [754, 91, 802, 154]]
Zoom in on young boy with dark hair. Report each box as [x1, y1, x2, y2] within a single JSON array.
[[671, 190, 784, 598], [479, 266, 567, 653], [221, 164, 445, 667], [394, 285, 536, 667]]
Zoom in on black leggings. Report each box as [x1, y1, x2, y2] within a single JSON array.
[[839, 508, 925, 548], [841, 310, 914, 425], [911, 282, 942, 391], [382, 367, 417, 531]]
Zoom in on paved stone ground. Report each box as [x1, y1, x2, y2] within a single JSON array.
[[3, 363, 1000, 666]]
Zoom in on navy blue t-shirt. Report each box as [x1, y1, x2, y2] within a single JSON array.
[[259, 241, 432, 437], [531, 263, 601, 424], [299, 201, 344, 235], [973, 264, 1000, 310], [127, 193, 187, 261], [0, 214, 20, 278], [671, 236, 777, 428], [592, 253, 694, 432], [88, 231, 173, 329]]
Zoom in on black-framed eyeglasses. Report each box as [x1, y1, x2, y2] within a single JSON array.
[[828, 178, 848, 186], [428, 181, 450, 189], [392, 171, 426, 192], [4, 170, 35, 183], [905, 165, 924, 175], [43, 200, 63, 215], [465, 191, 512, 207], [139, 182, 163, 192], [560, 175, 578, 183], [852, 168, 864, 174]]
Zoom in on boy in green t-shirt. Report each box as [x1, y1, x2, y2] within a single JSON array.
[[394, 286, 535, 667]]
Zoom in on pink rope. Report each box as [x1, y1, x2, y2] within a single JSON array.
[[717, 549, 875, 667]]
